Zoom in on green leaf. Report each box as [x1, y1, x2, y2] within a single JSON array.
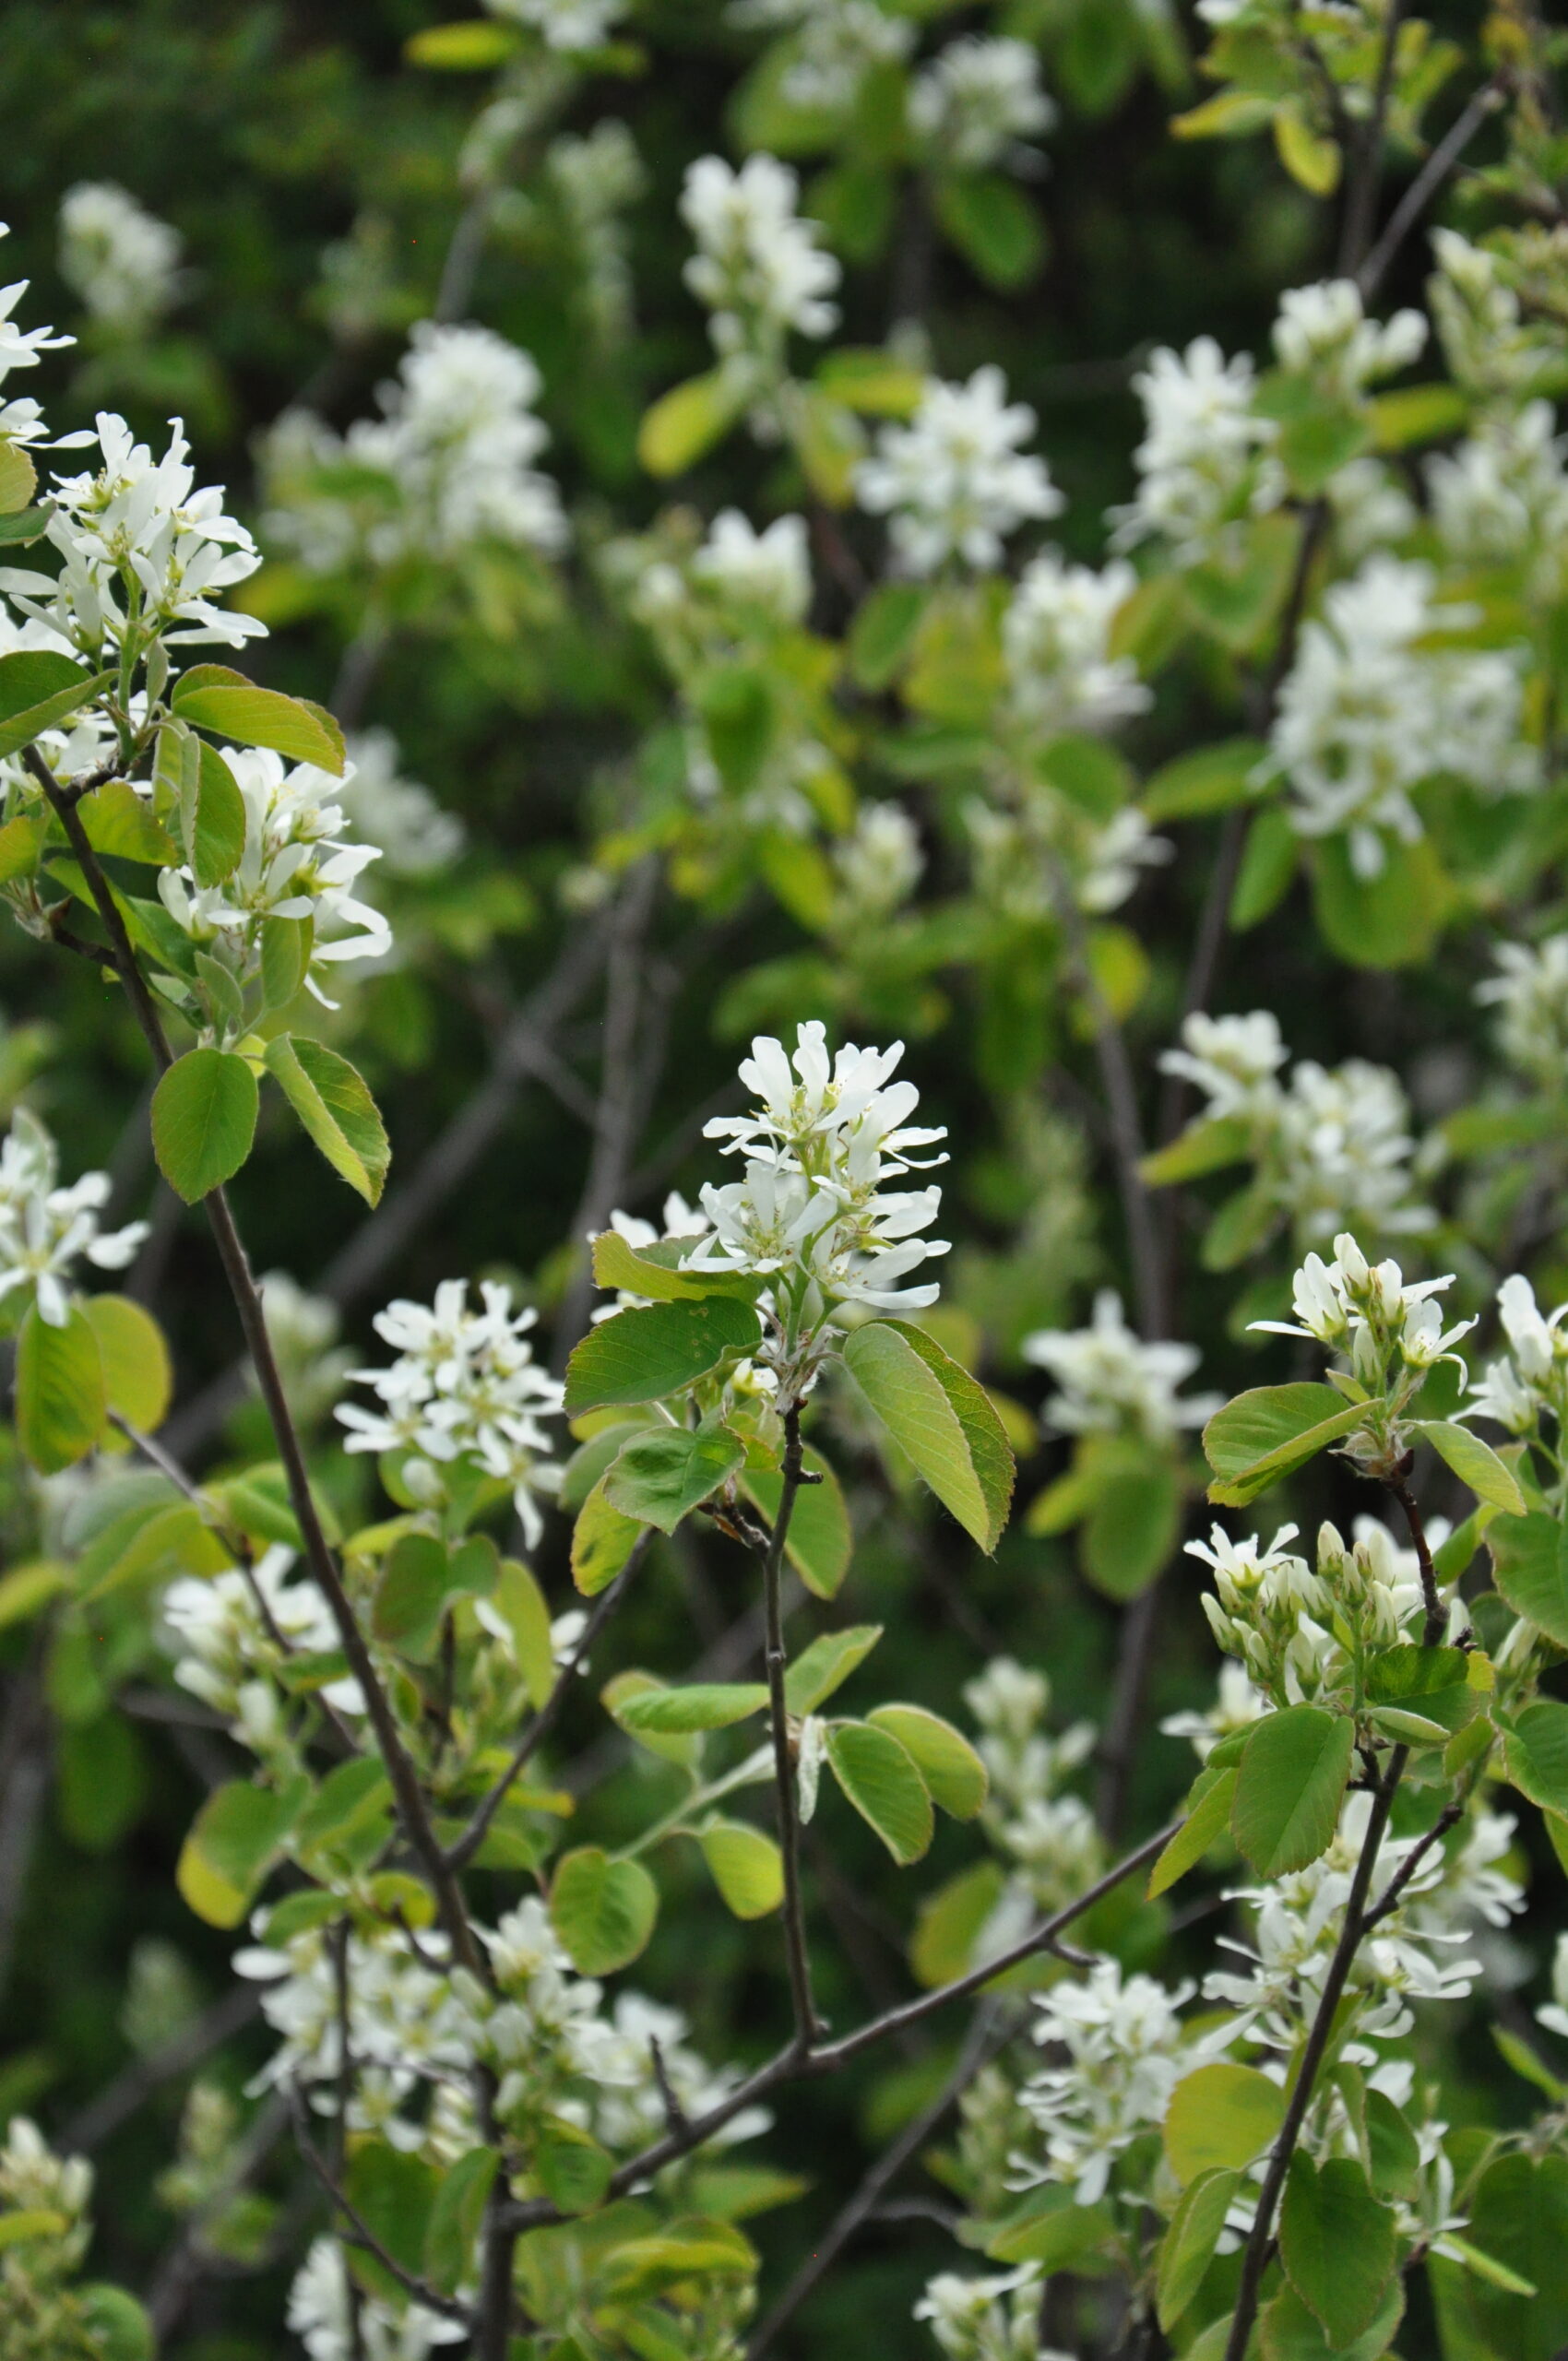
[[294, 1758, 393, 1857], [841, 1317, 1014, 1553], [637, 368, 750, 477], [590, 1228, 762, 1304], [0, 438, 37, 513], [1279, 2153, 1396, 2347], [1203, 1383, 1364, 1507], [77, 779, 177, 865], [1503, 1699, 1568, 1816], [536, 2118, 613, 2216], [932, 172, 1045, 289], [0, 652, 116, 759], [423, 2147, 499, 2295], [492, 1558, 556, 1709], [550, 1846, 659, 1974], [825, 1720, 933, 1864], [783, 1624, 883, 1714], [1229, 802, 1298, 929], [1463, 2151, 1568, 2360], [697, 1819, 784, 1917], [1142, 737, 1267, 822], [1363, 1643, 1476, 1737], [614, 1681, 768, 1734], [1082, 1454, 1181, 1599], [406, 18, 520, 66], [151, 1048, 259, 1203], [77, 2286, 155, 2361], [1410, 1419, 1525, 1514], [1363, 2086, 1422, 2200], [192, 739, 247, 886], [372, 1533, 451, 1661], [848, 585, 929, 690], [0, 2209, 70, 2250], [1492, 2023, 1568, 2106], [0, 809, 48, 882], [1147, 1766, 1238, 1899], [1260, 2275, 1404, 2361], [1231, 1706, 1353, 1877], [866, 1704, 988, 1818], [1308, 833, 1451, 970], [14, 1300, 106, 1473], [259, 915, 311, 1010], [980, 2182, 1118, 2270], [602, 1427, 746, 1535], [910, 1860, 1006, 1987], [1369, 382, 1468, 451], [564, 1299, 761, 1414], [741, 1446, 852, 1598], [82, 1293, 172, 1435], [0, 504, 48, 546], [265, 1034, 390, 1207], [1163, 2063, 1285, 2185], [1139, 1113, 1253, 1187], [176, 1780, 298, 1928], [343, 2143, 437, 2296], [1158, 2167, 1240, 2333], [571, 1477, 645, 1596], [1490, 1510, 1568, 1646], [172, 664, 345, 772]]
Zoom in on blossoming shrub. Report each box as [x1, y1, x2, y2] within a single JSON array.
[[4, 6, 1568, 2360]]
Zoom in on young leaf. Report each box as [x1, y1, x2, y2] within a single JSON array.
[[910, 1861, 1007, 1988], [259, 915, 311, 1010], [172, 664, 344, 772], [613, 1681, 768, 1734], [571, 1477, 645, 1596], [1409, 1419, 1525, 1514], [783, 1624, 883, 1714], [637, 368, 750, 476], [77, 780, 177, 866], [151, 1048, 259, 1203], [1163, 2062, 1285, 2185], [564, 1299, 761, 1414], [741, 1446, 852, 1598], [1157, 2166, 1240, 2333], [265, 1034, 390, 1207], [176, 1780, 299, 1928], [534, 2118, 613, 2216], [0, 652, 116, 760], [190, 739, 247, 886], [1231, 1706, 1354, 1878], [1278, 2153, 1396, 2347], [697, 1819, 784, 1918], [0, 438, 36, 513], [1260, 2276, 1405, 2361], [15, 1300, 107, 1474], [1147, 1765, 1237, 1899], [549, 1846, 659, 1974], [825, 1721, 933, 1864], [866, 1704, 988, 1818], [841, 1317, 1014, 1553], [602, 1427, 745, 1535], [1203, 1384, 1364, 1507], [1503, 1700, 1568, 1817], [1082, 1457, 1182, 1599], [81, 1293, 172, 1435], [371, 1532, 451, 1661], [590, 1228, 761, 1304], [423, 2147, 498, 2295], [1488, 1510, 1568, 1647]]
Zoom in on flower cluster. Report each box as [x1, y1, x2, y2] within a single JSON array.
[[1190, 1513, 1440, 1705], [915, 2264, 1054, 2361], [3, 410, 264, 658], [1255, 1231, 1473, 1389], [336, 728, 465, 880], [680, 153, 839, 386], [633, 509, 813, 649], [1271, 556, 1537, 879], [1002, 552, 1148, 739], [1018, 1960, 1197, 2203], [1112, 335, 1280, 560], [264, 321, 565, 577], [0, 1106, 147, 1329], [1462, 1272, 1568, 1449], [58, 181, 183, 334], [832, 801, 924, 922], [964, 1657, 1099, 1927], [1476, 932, 1568, 1082], [1428, 228, 1568, 405], [0, 2117, 96, 2346], [909, 37, 1056, 172], [682, 1022, 949, 1353], [288, 2236, 463, 2361], [1271, 277, 1425, 399], [966, 793, 1170, 921], [546, 121, 647, 343], [759, 0, 917, 113], [856, 366, 1062, 575], [1023, 1290, 1218, 1447], [338, 1278, 565, 1543], [163, 1545, 365, 1744], [1429, 401, 1568, 598], [0, 220, 77, 455], [489, 0, 627, 48]]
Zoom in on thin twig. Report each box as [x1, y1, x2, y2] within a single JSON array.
[[1337, 0, 1408, 275], [1362, 1797, 1464, 1930], [288, 2082, 469, 2324], [60, 1983, 261, 2153], [766, 1405, 820, 2048], [1358, 77, 1508, 303]]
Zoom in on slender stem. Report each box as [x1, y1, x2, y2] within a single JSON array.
[[445, 1547, 645, 1871], [1358, 77, 1507, 303], [1337, 0, 1408, 275], [767, 1405, 820, 2047], [331, 1924, 366, 2361], [1221, 1753, 1408, 2361], [1362, 1796, 1463, 1930], [287, 2083, 469, 2324], [1390, 1478, 1443, 1644]]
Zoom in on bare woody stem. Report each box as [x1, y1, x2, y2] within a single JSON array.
[[1390, 1477, 1444, 1645], [766, 1404, 821, 2047], [29, 747, 485, 1982]]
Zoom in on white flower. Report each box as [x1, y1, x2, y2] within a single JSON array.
[[1019, 1961, 1195, 2203], [1429, 401, 1568, 593], [774, 1, 917, 113], [1429, 229, 1567, 403], [163, 1545, 364, 1723], [0, 1106, 147, 1328], [691, 509, 812, 628], [547, 123, 647, 341], [1476, 932, 1568, 1080], [1253, 1233, 1473, 1377], [1158, 1010, 1286, 1122], [488, 0, 627, 46], [915, 2264, 1054, 2361], [0, 221, 78, 454], [1003, 552, 1148, 738], [680, 153, 839, 374], [1271, 279, 1426, 397], [1111, 336, 1280, 560], [1272, 555, 1537, 879], [833, 801, 923, 918], [1160, 1660, 1270, 1760], [1538, 1930, 1568, 2042], [909, 37, 1056, 172], [1023, 1291, 1218, 1446], [335, 729, 464, 879], [289, 2235, 465, 2361], [856, 366, 1062, 575], [1460, 1272, 1568, 1440], [58, 183, 183, 333], [338, 1279, 565, 1543], [1273, 1059, 1432, 1243]]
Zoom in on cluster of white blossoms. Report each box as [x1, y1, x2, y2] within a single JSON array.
[[1023, 1291, 1218, 1448], [966, 792, 1170, 922], [0, 1107, 146, 1329], [336, 728, 465, 880], [1271, 555, 1537, 878], [264, 321, 565, 577], [832, 800, 924, 921], [257, 1270, 356, 1426], [964, 1657, 1099, 1928], [0, 2116, 92, 2272], [856, 366, 1062, 575], [682, 1022, 949, 1344], [1462, 1272, 1568, 1446], [1475, 931, 1568, 1082], [680, 153, 839, 384], [1112, 335, 1280, 560], [1002, 552, 1148, 739], [338, 1279, 566, 1543], [488, 0, 628, 48], [156, 745, 391, 1000], [1160, 1656, 1269, 1762], [163, 1545, 365, 1742], [914, 2263, 1057, 2361], [1428, 228, 1568, 404], [0, 221, 78, 455], [1191, 1513, 1448, 1705], [632, 507, 812, 647], [1538, 1932, 1568, 2044], [288, 2236, 463, 2361], [1270, 276, 1426, 399], [58, 181, 184, 334], [909, 37, 1057, 172], [1255, 1231, 1474, 1390], [756, 0, 917, 114], [1018, 1960, 1198, 2204], [546, 121, 647, 343], [2, 410, 265, 659], [1429, 401, 1568, 596], [1161, 1009, 1434, 1244]]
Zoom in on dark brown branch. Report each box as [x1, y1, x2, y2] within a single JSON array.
[[766, 1405, 821, 2048], [1358, 77, 1508, 302], [287, 2082, 469, 2325]]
